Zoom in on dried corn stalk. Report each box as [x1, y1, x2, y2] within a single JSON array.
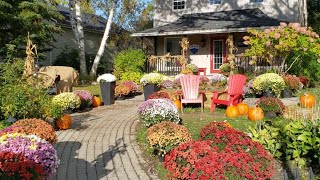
[[24, 33, 37, 76]]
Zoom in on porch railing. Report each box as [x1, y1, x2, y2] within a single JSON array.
[[145, 56, 285, 76]]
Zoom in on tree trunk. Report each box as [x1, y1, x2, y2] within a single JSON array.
[[69, 0, 88, 76], [89, 0, 116, 77]]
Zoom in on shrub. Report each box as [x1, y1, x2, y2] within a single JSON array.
[[282, 74, 301, 91], [253, 73, 285, 97], [115, 84, 130, 97], [120, 81, 138, 92], [0, 151, 45, 179], [256, 97, 286, 115], [180, 68, 193, 75], [114, 49, 146, 79], [0, 133, 59, 178], [120, 71, 143, 84], [137, 99, 179, 127], [0, 118, 57, 144], [185, 64, 198, 73], [52, 92, 81, 111], [73, 90, 93, 108], [147, 91, 170, 100], [244, 23, 320, 83], [219, 63, 231, 74], [140, 72, 164, 86], [147, 121, 191, 156]]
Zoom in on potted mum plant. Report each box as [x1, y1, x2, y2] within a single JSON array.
[[97, 73, 117, 105], [185, 64, 198, 75], [140, 72, 163, 101], [253, 73, 285, 97], [115, 84, 130, 100], [281, 74, 301, 98], [256, 97, 286, 118]]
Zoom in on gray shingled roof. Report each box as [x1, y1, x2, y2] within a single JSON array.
[[132, 8, 282, 37]]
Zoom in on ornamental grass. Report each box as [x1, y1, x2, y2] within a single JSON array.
[[0, 151, 45, 180], [147, 121, 191, 156], [164, 122, 275, 180], [0, 118, 57, 144], [0, 134, 59, 178]]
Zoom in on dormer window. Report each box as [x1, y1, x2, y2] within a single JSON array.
[[209, 0, 222, 5], [250, 0, 263, 3], [173, 0, 186, 10]]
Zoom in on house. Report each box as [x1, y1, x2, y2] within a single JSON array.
[[132, 0, 307, 75], [45, 6, 114, 69]]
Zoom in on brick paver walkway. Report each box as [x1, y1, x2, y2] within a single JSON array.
[[51, 95, 159, 180]]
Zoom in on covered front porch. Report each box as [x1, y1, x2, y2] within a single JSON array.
[[132, 8, 283, 76]]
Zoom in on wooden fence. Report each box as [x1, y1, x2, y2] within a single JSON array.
[[145, 56, 285, 76]]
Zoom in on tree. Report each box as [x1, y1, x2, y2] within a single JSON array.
[[0, 0, 62, 60], [68, 0, 88, 75], [244, 22, 320, 84], [308, 0, 320, 33], [89, 0, 148, 77]]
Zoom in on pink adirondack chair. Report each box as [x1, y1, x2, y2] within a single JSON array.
[[180, 75, 204, 113], [210, 74, 247, 112]]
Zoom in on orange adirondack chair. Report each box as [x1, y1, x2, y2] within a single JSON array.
[[180, 75, 204, 113], [210, 74, 247, 112]]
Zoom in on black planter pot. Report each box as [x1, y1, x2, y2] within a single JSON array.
[[143, 84, 160, 101], [281, 89, 292, 98], [100, 81, 116, 105], [262, 91, 276, 98]]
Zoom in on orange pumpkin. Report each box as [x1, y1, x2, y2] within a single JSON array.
[[173, 99, 182, 110], [55, 114, 72, 130], [236, 103, 249, 116], [300, 93, 316, 108], [248, 107, 264, 121], [226, 105, 239, 118], [92, 95, 102, 107]]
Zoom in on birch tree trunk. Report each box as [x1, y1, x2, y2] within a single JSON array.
[[69, 0, 88, 75], [89, 0, 116, 77]]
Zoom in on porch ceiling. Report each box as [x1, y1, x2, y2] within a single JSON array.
[[131, 8, 283, 37]]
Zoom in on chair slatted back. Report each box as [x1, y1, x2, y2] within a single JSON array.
[[180, 75, 200, 99]]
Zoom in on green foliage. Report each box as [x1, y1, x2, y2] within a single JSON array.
[[0, 0, 62, 58], [53, 46, 111, 76], [0, 60, 63, 121], [308, 0, 320, 34], [120, 71, 143, 83], [244, 22, 320, 80], [249, 120, 320, 169], [114, 49, 146, 79]]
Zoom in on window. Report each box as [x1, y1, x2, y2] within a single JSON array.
[[250, 0, 263, 3], [209, 0, 222, 5], [173, 0, 186, 10], [165, 38, 182, 55], [213, 40, 223, 69]]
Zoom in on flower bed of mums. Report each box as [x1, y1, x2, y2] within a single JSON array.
[[164, 122, 275, 180], [0, 118, 59, 179]]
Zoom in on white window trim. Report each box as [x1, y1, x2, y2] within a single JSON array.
[[209, 0, 222, 5], [172, 0, 186, 11], [213, 40, 224, 70]]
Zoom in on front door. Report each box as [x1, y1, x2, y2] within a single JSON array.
[[210, 38, 226, 73]]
